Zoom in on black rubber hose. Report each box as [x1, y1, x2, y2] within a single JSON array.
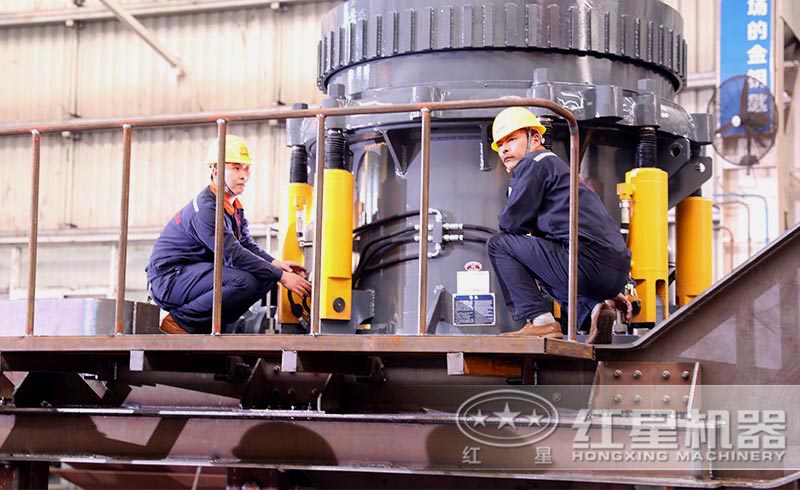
[[325, 129, 347, 170], [636, 127, 657, 168], [353, 211, 420, 236], [355, 227, 415, 266], [354, 237, 417, 285], [462, 224, 498, 235], [359, 235, 489, 280], [289, 145, 308, 183]]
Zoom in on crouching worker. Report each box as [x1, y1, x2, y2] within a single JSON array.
[[487, 107, 632, 343], [147, 135, 311, 334]]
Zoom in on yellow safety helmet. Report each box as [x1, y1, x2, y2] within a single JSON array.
[[490, 106, 546, 152], [205, 134, 252, 166]]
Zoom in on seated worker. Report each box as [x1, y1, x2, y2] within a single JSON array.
[[147, 135, 311, 334], [487, 107, 632, 343]]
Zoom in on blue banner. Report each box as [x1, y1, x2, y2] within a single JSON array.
[[719, 0, 773, 136]]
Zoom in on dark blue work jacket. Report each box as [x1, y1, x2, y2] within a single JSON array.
[[499, 148, 631, 271], [147, 185, 282, 283]]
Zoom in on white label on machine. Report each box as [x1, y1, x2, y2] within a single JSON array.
[[453, 293, 496, 326], [457, 270, 490, 294]]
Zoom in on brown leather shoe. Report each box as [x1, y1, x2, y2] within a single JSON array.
[[502, 322, 564, 338], [160, 314, 190, 335], [587, 304, 615, 344]]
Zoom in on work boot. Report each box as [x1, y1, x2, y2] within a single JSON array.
[[587, 304, 615, 345], [502, 322, 564, 339], [160, 313, 190, 335]]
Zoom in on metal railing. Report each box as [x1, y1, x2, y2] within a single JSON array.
[[0, 98, 581, 341]]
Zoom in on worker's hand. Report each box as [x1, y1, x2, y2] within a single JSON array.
[[605, 293, 633, 322], [272, 259, 308, 277], [279, 271, 312, 297]]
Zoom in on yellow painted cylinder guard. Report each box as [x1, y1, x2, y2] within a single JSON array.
[[320, 168, 354, 320], [620, 168, 669, 323], [277, 182, 313, 324], [676, 196, 712, 306]]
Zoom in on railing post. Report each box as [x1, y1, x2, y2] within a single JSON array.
[[115, 124, 133, 335], [26, 130, 41, 336], [417, 108, 432, 335], [310, 114, 326, 335], [567, 119, 580, 342], [211, 119, 227, 335]]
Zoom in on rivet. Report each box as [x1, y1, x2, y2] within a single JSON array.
[[633, 394, 642, 404], [662, 395, 671, 404], [682, 370, 690, 380], [613, 394, 623, 403], [683, 395, 690, 405], [662, 370, 671, 379], [633, 370, 642, 379], [613, 369, 623, 378]]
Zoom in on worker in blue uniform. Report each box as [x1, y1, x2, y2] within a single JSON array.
[[147, 135, 311, 334], [487, 107, 632, 343]]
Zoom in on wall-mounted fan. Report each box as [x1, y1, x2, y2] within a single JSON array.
[[707, 74, 779, 169]]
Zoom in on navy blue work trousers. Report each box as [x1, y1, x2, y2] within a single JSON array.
[[149, 262, 274, 333], [487, 232, 628, 327]]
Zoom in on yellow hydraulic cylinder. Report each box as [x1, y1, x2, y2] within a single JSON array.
[[320, 168, 354, 320], [617, 168, 669, 324], [675, 196, 713, 306], [277, 182, 313, 324]]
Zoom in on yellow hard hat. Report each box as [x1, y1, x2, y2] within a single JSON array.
[[491, 106, 546, 152], [206, 134, 252, 166]]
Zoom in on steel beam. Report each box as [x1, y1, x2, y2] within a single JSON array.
[[0, 335, 591, 358], [0, 408, 795, 488], [599, 221, 800, 385], [98, 0, 185, 75]]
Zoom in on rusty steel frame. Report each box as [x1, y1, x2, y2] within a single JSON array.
[[1, 98, 581, 342], [0, 334, 591, 357], [114, 124, 133, 335], [0, 408, 796, 489]]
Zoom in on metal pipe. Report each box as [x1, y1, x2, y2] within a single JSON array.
[[211, 120, 227, 335], [115, 124, 133, 335], [567, 118, 580, 342], [26, 130, 41, 337], [98, 0, 185, 76], [0, 99, 579, 136], [310, 114, 326, 335], [713, 200, 752, 256], [713, 193, 769, 246], [714, 225, 736, 274], [417, 108, 432, 335]]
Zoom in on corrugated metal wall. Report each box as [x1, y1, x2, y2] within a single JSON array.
[[0, 0, 339, 299], [1, 1, 338, 233]]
